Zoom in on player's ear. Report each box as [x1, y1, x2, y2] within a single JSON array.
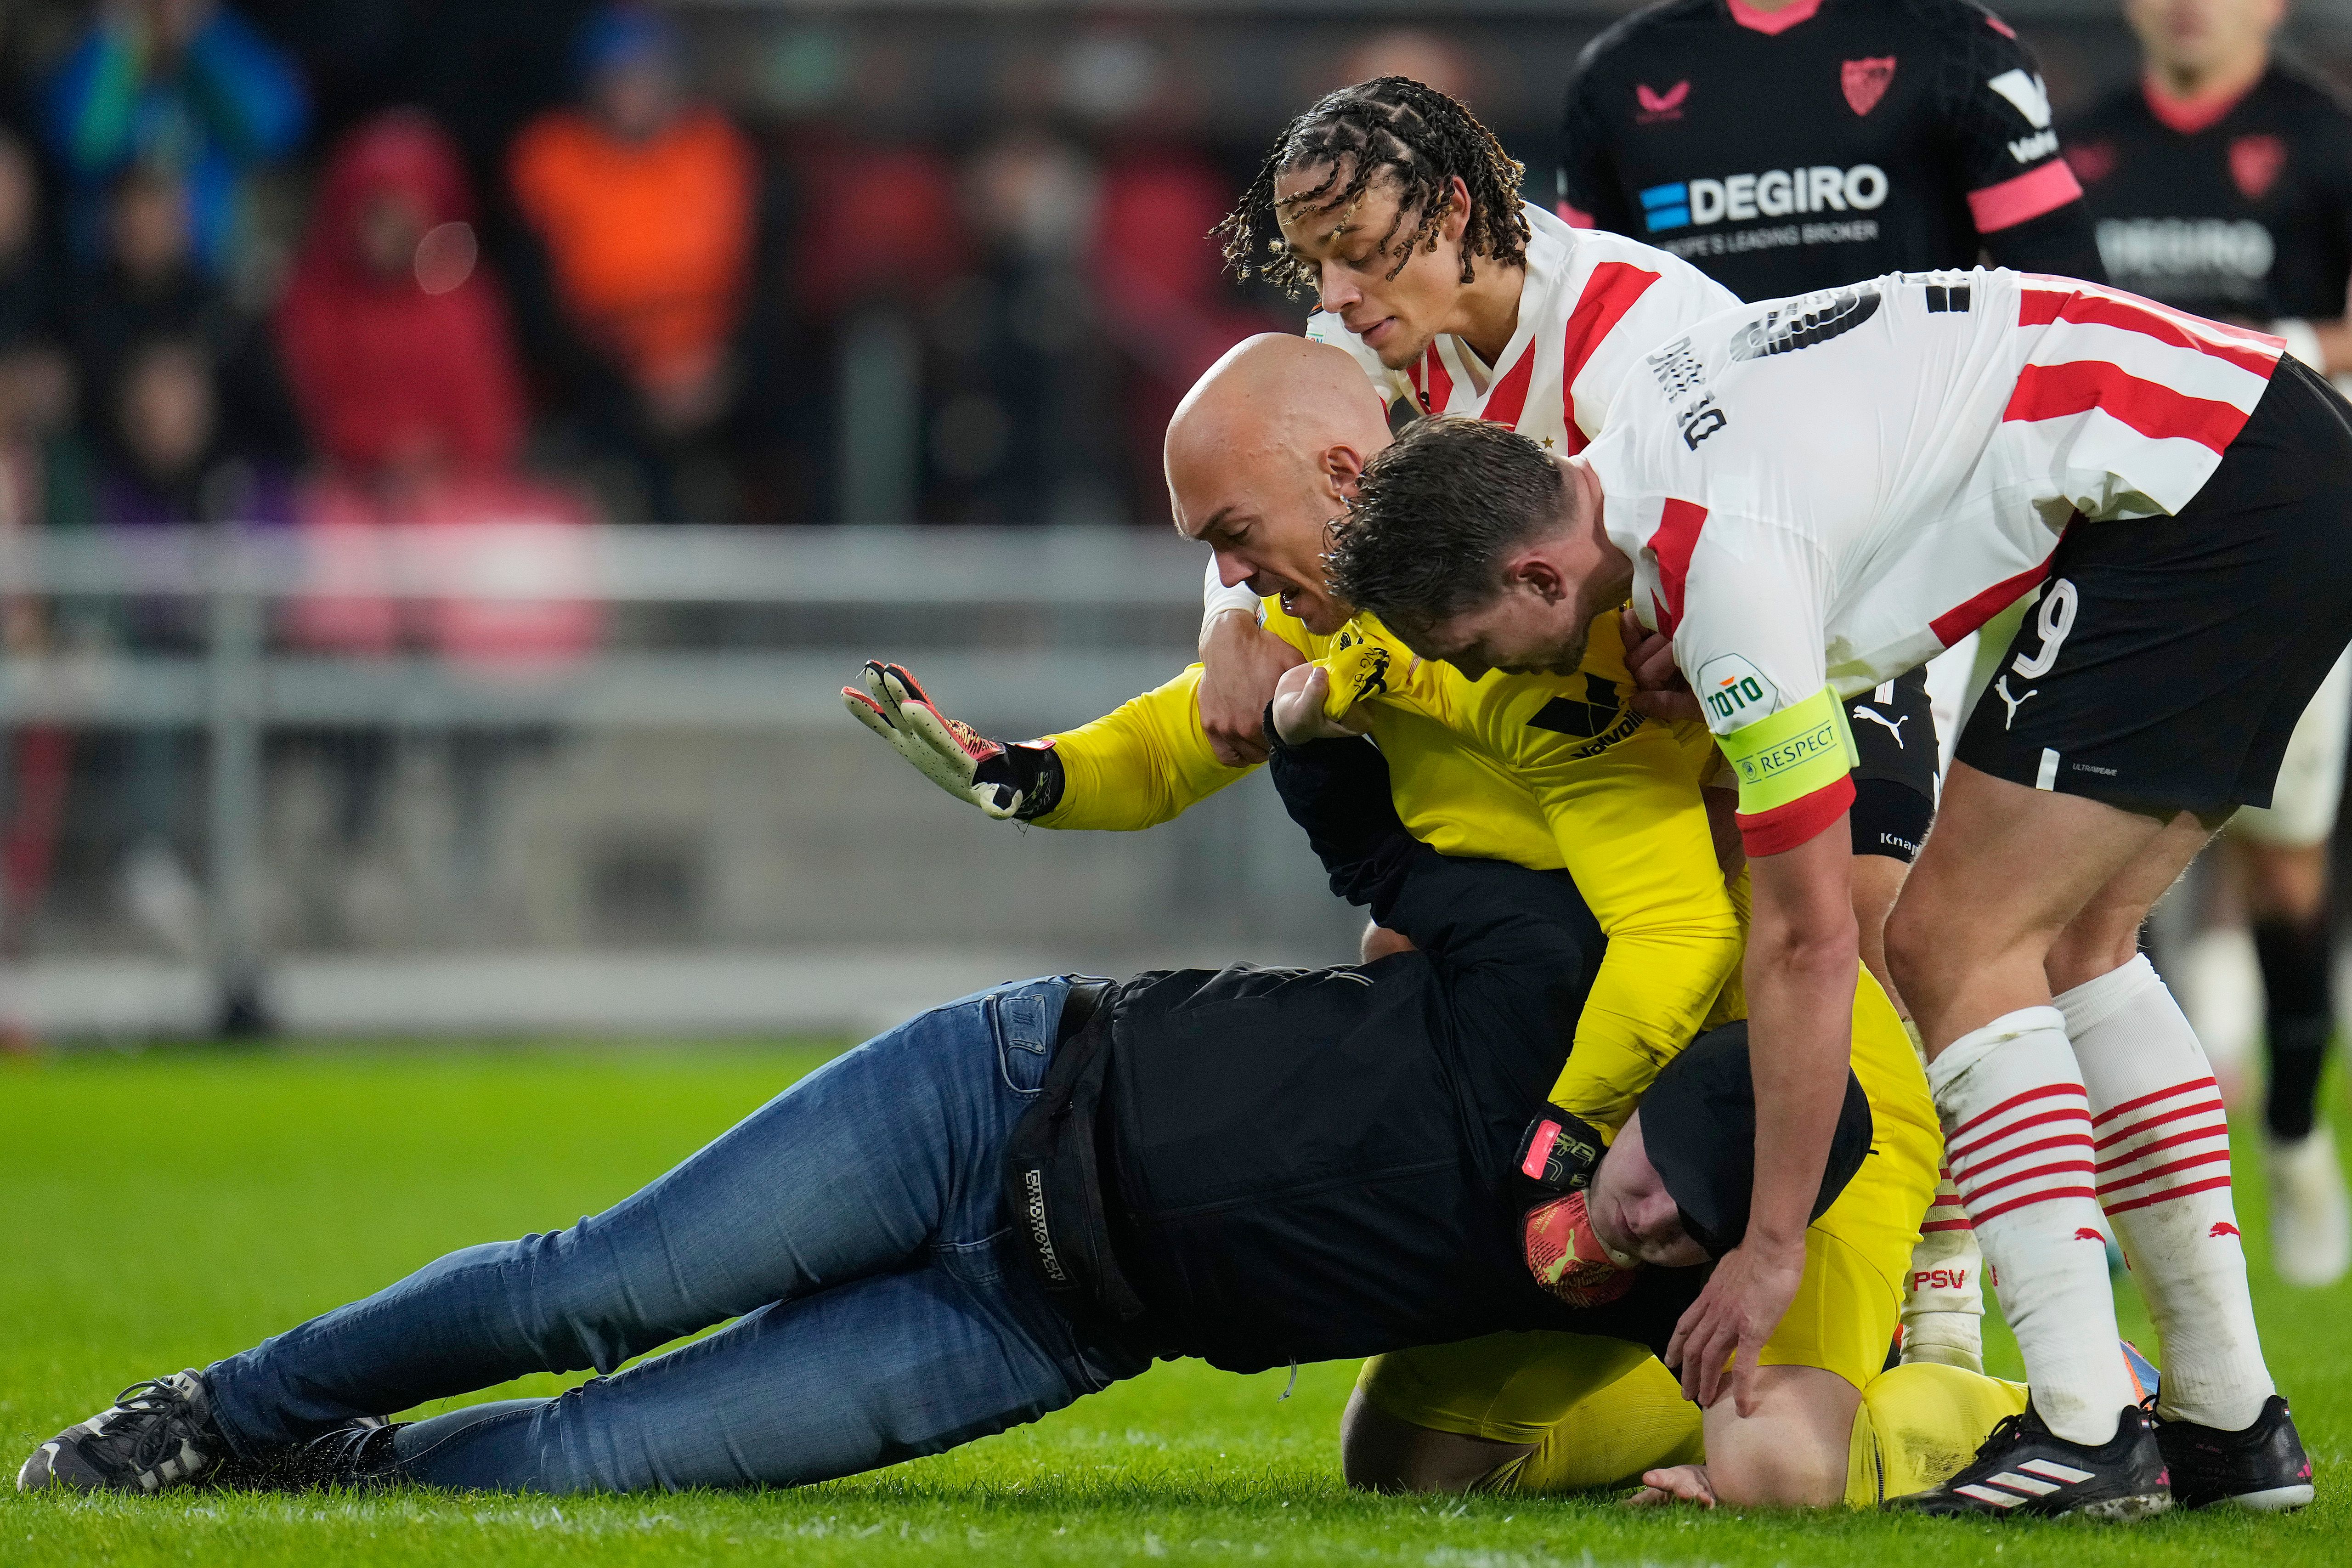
[[1507, 550, 1570, 605], [1439, 175, 1473, 245], [1323, 442, 1368, 499]]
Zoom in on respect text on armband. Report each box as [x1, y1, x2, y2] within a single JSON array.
[[1732, 718, 1844, 791]]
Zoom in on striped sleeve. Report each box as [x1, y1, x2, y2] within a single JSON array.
[[1561, 242, 1738, 444]]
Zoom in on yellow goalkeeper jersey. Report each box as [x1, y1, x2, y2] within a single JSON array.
[[1035, 603, 1742, 1134]]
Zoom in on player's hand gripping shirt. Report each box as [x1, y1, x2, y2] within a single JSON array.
[[1304, 202, 1737, 452], [1588, 267, 2284, 853], [1557, 0, 2094, 299]]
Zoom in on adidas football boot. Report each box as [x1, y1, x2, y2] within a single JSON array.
[[2155, 1395, 2315, 1512], [18, 1371, 226, 1494], [1887, 1402, 2171, 1520]]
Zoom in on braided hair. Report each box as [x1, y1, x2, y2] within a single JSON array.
[[1215, 76, 1531, 298]]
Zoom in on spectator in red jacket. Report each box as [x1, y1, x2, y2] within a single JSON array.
[[275, 110, 524, 487]]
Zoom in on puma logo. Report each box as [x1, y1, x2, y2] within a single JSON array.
[[1995, 674, 2038, 730], [1850, 706, 1908, 748], [2075, 1228, 2107, 1242], [2210, 1221, 2242, 1239]]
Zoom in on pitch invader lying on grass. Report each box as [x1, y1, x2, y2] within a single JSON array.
[[24, 719, 2024, 1507], [1325, 267, 2336, 1518], [850, 332, 1978, 1495]]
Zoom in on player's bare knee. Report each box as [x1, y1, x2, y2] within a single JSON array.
[[1339, 1387, 1517, 1493], [1703, 1443, 1846, 1509], [1701, 1364, 1857, 1509]]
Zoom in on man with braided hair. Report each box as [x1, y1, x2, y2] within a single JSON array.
[[1192, 77, 1732, 778]]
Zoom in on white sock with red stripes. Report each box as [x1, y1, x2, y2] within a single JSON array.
[[1928, 1005, 2137, 1446], [1900, 1165, 1985, 1372], [2057, 954, 2274, 1432]]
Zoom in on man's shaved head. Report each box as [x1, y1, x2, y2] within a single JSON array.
[[1166, 334, 1392, 634]]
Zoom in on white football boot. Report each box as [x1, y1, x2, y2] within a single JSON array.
[[2267, 1124, 2351, 1288]]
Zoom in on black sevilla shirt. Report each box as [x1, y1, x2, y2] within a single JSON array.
[[2064, 67, 2352, 323], [1559, 0, 2091, 300]]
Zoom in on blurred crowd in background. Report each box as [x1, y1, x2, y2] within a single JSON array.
[[0, 0, 2341, 547]]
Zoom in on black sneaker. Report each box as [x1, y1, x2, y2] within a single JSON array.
[[2156, 1395, 2315, 1512], [17, 1372, 226, 1494], [1887, 1403, 2171, 1520]]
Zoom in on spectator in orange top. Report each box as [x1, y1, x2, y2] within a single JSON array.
[[508, 4, 756, 520]]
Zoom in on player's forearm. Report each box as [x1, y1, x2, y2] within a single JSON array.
[[1034, 666, 1255, 831], [1743, 832, 1860, 1253]]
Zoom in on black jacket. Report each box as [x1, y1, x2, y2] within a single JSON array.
[[1014, 731, 1709, 1372]]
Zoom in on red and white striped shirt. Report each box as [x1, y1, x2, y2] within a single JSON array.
[[1304, 202, 1738, 456], [1591, 266, 2283, 849], [1205, 203, 1737, 626]]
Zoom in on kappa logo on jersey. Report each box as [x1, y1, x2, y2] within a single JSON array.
[[1696, 656, 1779, 725], [1638, 165, 1888, 233], [1842, 57, 1896, 118], [1635, 80, 1688, 124], [1530, 675, 1623, 739], [1728, 286, 1883, 362], [1987, 68, 2058, 163], [2229, 134, 2288, 201]]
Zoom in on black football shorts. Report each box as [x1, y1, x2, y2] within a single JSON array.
[[1955, 356, 2352, 818], [1848, 666, 1936, 862]]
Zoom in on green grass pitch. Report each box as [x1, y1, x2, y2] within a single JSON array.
[[2, 1041, 2346, 1566]]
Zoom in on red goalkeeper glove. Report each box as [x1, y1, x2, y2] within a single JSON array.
[[1515, 1109, 1638, 1308]]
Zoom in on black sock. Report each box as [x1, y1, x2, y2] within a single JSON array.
[[2254, 916, 2335, 1142]]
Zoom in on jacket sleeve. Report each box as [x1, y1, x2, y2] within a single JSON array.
[[1031, 665, 1257, 831], [1267, 732, 1605, 1013], [1508, 713, 1745, 1133], [1035, 604, 1317, 832]]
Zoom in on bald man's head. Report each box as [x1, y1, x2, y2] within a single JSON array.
[[1166, 334, 1393, 634]]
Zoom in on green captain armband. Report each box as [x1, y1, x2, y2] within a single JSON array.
[[1719, 685, 1858, 819]]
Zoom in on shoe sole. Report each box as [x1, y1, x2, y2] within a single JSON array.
[[2070, 1491, 2174, 1523], [2197, 1483, 2314, 1513]]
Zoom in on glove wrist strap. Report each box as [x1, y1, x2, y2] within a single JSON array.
[[1516, 1108, 1606, 1195]]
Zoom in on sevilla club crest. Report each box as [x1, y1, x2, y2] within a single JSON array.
[[2228, 134, 2287, 201], [1843, 57, 1896, 117]]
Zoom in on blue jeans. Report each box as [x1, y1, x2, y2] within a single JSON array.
[[204, 977, 1149, 1492]]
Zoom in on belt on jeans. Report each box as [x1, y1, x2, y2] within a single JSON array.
[[1001, 977, 1147, 1325]]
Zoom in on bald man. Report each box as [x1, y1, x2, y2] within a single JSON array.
[[847, 334, 1949, 1505]]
